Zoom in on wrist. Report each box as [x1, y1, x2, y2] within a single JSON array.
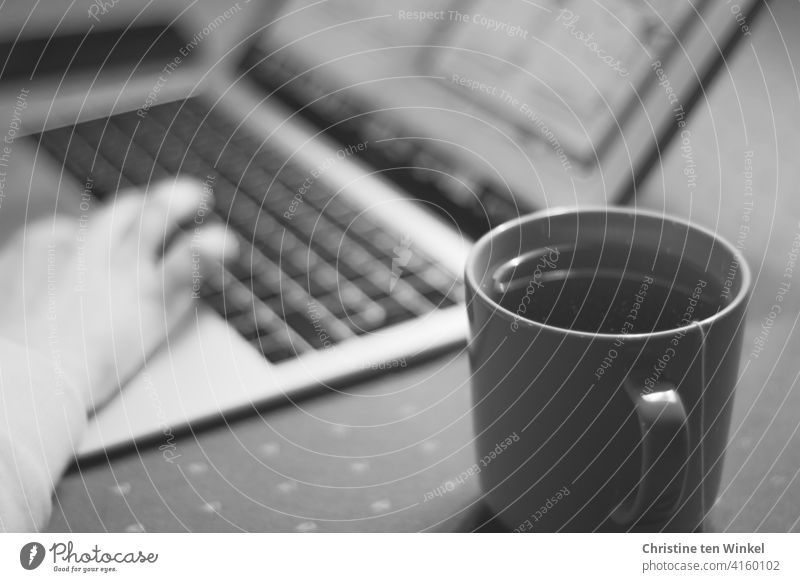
[[0, 336, 90, 412]]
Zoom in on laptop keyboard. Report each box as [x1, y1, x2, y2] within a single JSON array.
[[242, 48, 523, 240], [33, 98, 464, 363]]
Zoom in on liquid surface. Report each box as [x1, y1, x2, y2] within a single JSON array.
[[492, 245, 723, 334]]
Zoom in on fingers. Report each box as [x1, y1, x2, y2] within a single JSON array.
[[95, 176, 235, 317], [141, 178, 213, 257], [97, 188, 156, 244], [96, 177, 212, 253], [160, 224, 239, 311]]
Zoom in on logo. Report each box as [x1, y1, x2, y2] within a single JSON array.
[[20, 542, 46, 570]]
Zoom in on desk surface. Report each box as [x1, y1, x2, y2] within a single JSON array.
[[47, 2, 800, 532]]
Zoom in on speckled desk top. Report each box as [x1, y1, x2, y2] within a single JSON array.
[[49, 352, 487, 532]]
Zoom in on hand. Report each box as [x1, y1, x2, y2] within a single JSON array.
[[0, 178, 235, 410]]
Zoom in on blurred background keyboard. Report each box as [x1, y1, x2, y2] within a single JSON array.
[[33, 98, 464, 363]]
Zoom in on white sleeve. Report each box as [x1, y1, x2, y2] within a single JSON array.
[[0, 339, 86, 532]]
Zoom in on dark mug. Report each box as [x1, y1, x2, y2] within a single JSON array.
[[465, 208, 750, 532]]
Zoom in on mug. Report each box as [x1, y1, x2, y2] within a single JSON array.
[[465, 207, 750, 532]]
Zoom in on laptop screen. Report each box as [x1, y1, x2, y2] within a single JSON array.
[[240, 0, 702, 213]]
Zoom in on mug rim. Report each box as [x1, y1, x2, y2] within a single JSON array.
[[465, 206, 752, 340]]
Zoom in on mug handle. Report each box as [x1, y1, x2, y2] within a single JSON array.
[[610, 378, 690, 527]]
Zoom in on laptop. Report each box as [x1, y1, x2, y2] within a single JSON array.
[[0, 0, 760, 460]]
